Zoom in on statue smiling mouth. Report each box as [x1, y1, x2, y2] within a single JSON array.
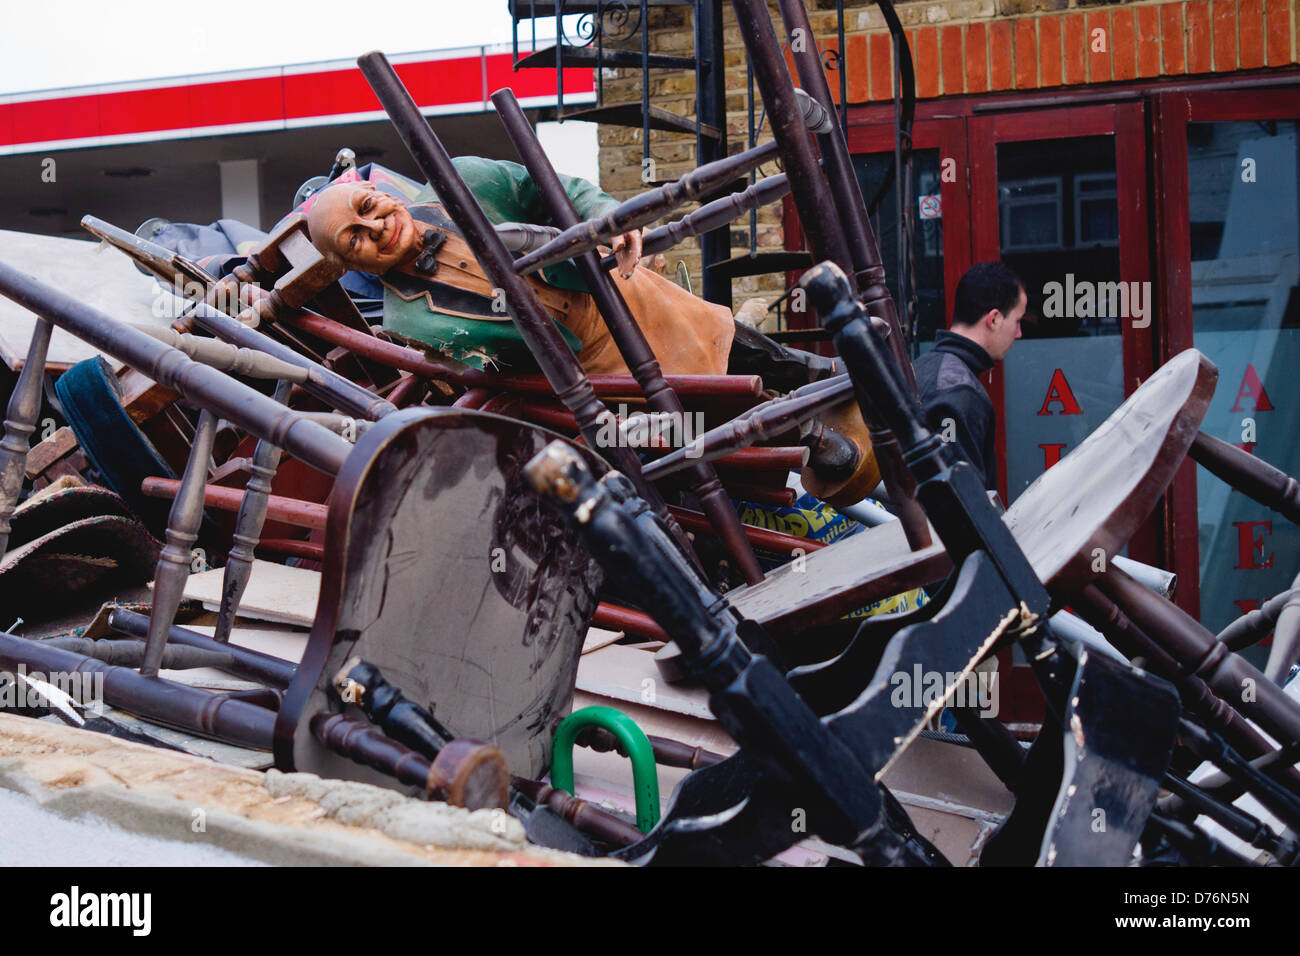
[[379, 219, 401, 252]]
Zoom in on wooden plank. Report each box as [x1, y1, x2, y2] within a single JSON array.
[[575, 643, 714, 721], [179, 559, 319, 627], [581, 628, 623, 655], [24, 426, 78, 478], [0, 229, 171, 372]]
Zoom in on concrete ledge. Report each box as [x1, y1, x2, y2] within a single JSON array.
[[0, 713, 616, 867]]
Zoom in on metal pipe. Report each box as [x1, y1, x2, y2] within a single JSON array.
[[1112, 555, 1177, 600]]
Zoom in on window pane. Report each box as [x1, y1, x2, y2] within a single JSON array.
[[852, 148, 946, 346], [997, 136, 1125, 504], [1189, 120, 1300, 664]]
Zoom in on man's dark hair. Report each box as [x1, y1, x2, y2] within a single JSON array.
[[952, 262, 1025, 328]]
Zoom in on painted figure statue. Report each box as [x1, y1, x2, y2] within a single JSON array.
[[303, 157, 880, 507], [305, 157, 734, 376]]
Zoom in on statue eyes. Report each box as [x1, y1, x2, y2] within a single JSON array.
[[348, 195, 378, 251]]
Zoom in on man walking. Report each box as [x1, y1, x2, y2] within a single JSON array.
[[914, 262, 1027, 492]]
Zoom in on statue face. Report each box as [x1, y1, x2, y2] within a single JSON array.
[[306, 181, 421, 273]]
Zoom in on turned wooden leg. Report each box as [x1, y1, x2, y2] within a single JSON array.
[[142, 408, 217, 676], [1264, 571, 1300, 684], [1191, 430, 1300, 525], [0, 319, 52, 557], [1097, 566, 1300, 749], [214, 381, 291, 643]]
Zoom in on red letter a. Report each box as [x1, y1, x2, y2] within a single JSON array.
[[1037, 369, 1083, 416], [1230, 364, 1274, 413]]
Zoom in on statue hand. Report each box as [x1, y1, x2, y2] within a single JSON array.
[[611, 229, 643, 279]]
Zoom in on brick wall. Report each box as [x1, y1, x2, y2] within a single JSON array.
[[594, 0, 1297, 304]]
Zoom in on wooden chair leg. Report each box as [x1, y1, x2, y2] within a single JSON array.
[[1096, 566, 1300, 750], [0, 318, 52, 557], [1216, 584, 1298, 652], [214, 380, 292, 643], [1191, 430, 1300, 525], [1264, 571, 1300, 684], [141, 408, 218, 676]]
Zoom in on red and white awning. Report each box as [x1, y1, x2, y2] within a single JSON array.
[[0, 44, 594, 155]]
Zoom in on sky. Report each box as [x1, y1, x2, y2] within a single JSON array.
[[0, 1, 560, 95]]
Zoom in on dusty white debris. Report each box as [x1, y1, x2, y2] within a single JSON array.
[[263, 769, 526, 851]]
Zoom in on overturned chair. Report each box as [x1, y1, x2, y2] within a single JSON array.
[[0, 261, 618, 812]]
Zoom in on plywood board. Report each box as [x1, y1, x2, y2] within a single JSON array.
[[178, 559, 320, 627], [575, 643, 714, 720], [0, 230, 174, 371]]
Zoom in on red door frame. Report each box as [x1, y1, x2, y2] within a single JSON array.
[[966, 102, 1158, 567], [839, 118, 976, 324], [781, 117, 973, 344]]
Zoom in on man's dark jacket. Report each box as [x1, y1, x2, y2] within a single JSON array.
[[913, 331, 998, 491]]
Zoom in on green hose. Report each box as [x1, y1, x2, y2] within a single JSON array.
[[551, 706, 661, 833]]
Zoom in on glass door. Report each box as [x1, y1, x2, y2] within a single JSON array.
[[970, 105, 1155, 553], [783, 118, 973, 355], [1156, 88, 1300, 658]]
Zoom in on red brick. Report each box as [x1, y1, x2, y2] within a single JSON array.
[[1239, 0, 1265, 67], [847, 32, 869, 103], [822, 38, 843, 104], [1137, 5, 1161, 77], [908, 29, 920, 89], [870, 32, 892, 101], [1162, 2, 1186, 73], [1186, 1, 1212, 73], [990, 20, 1014, 90], [1265, 0, 1291, 65], [965, 22, 990, 93], [1112, 8, 1137, 80], [916, 27, 941, 99], [1212, 0, 1238, 70], [1039, 16, 1063, 87], [1014, 19, 1038, 88], [942, 25, 965, 96], [1064, 12, 1088, 84], [1087, 11, 1112, 83]]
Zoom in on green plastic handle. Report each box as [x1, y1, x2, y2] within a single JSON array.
[[551, 705, 661, 833]]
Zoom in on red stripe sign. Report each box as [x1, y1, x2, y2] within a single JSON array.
[[0, 46, 594, 154]]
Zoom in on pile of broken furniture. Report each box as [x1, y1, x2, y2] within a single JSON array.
[[2, 0, 1300, 866]]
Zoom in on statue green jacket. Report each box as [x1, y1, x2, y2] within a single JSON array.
[[381, 156, 620, 369]]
